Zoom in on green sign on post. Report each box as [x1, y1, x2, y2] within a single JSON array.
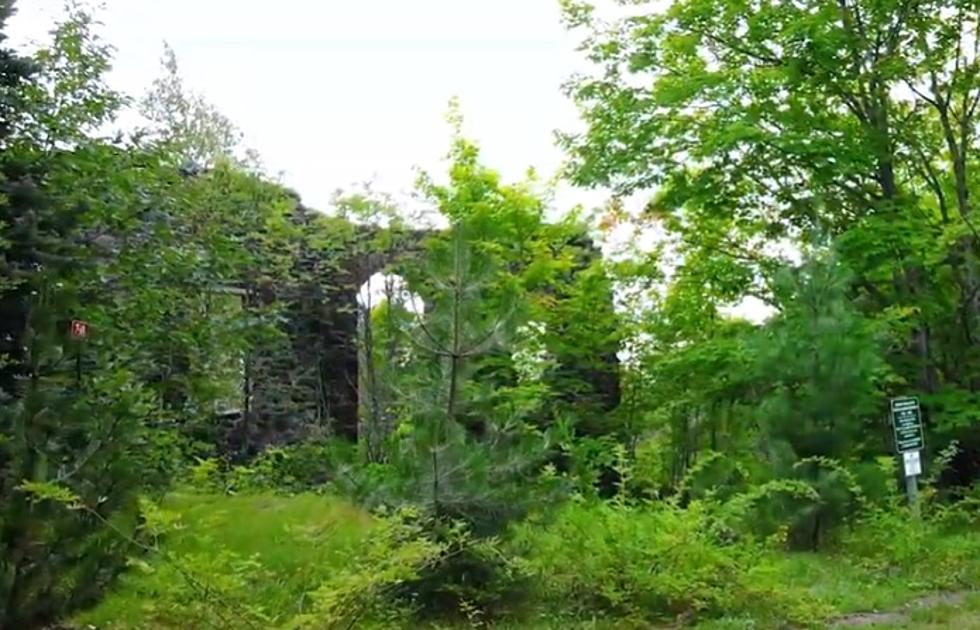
[[890, 396, 925, 516], [890, 397, 925, 453]]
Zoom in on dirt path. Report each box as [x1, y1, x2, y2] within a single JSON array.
[[833, 591, 972, 628]]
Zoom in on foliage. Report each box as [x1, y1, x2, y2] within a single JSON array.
[[560, 0, 980, 487], [842, 499, 980, 592], [75, 492, 374, 629], [510, 498, 829, 626], [225, 441, 356, 494], [755, 256, 887, 463], [286, 507, 451, 629], [345, 128, 584, 537], [719, 459, 865, 551], [0, 7, 145, 626], [0, 5, 314, 625], [333, 186, 416, 463], [55, 489, 980, 629], [7, 0, 980, 627], [139, 42, 246, 169], [183, 440, 358, 495]]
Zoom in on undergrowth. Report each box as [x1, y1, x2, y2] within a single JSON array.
[[61, 482, 980, 630]]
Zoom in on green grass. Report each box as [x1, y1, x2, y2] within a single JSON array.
[[73, 492, 980, 629], [694, 546, 980, 629], [74, 491, 374, 628], [472, 543, 980, 630], [896, 593, 980, 629], [823, 592, 980, 629], [762, 552, 934, 614]]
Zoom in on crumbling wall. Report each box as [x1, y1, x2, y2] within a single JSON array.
[[238, 215, 620, 453]]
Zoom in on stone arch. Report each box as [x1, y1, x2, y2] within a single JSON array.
[[245, 224, 433, 445], [245, 218, 621, 450]]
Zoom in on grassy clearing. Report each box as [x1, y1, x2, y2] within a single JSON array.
[[73, 492, 980, 629], [889, 592, 980, 629], [825, 592, 980, 629], [74, 492, 374, 628], [763, 552, 955, 617], [507, 552, 980, 630], [691, 560, 980, 629]]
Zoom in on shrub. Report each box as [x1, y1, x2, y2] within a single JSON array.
[[74, 492, 377, 629], [508, 499, 825, 626], [1, 372, 158, 628], [287, 506, 450, 629], [678, 450, 749, 503], [226, 440, 356, 494], [842, 499, 980, 590], [931, 485, 980, 530], [628, 434, 671, 499], [720, 457, 867, 550], [182, 440, 358, 496], [326, 435, 559, 622]]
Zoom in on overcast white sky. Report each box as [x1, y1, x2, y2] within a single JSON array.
[[8, 0, 774, 321], [9, 0, 607, 214]]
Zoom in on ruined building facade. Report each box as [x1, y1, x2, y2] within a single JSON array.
[[219, 205, 621, 456]]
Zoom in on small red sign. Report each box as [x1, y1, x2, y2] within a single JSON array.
[[69, 320, 90, 340]]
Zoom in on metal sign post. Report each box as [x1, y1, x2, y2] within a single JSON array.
[[890, 397, 924, 516], [902, 450, 922, 517], [69, 320, 90, 388]]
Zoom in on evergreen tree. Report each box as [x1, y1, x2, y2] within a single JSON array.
[[0, 0, 41, 396], [758, 255, 886, 464], [0, 5, 139, 625]]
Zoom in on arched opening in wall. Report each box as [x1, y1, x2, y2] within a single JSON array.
[[356, 272, 424, 462]]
